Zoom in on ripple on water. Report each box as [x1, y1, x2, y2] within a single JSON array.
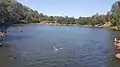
[[18, 51, 77, 67]]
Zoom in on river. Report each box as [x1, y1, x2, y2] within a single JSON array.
[[0, 24, 120, 67]]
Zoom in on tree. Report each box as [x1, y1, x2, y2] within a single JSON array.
[[0, 0, 120, 30]]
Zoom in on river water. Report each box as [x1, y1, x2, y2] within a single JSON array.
[[0, 24, 120, 67]]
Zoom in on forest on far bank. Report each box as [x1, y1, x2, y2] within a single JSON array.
[[0, 0, 120, 30]]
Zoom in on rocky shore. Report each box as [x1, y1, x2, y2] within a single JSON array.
[[0, 26, 8, 46], [38, 22, 120, 31], [114, 37, 120, 59]]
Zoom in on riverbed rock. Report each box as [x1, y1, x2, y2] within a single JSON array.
[[7, 54, 17, 60], [0, 43, 2, 47], [116, 53, 120, 59], [20, 31, 23, 32]]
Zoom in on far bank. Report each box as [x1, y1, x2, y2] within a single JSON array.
[[30, 22, 120, 31]]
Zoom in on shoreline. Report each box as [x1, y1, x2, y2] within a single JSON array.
[[33, 23, 120, 31], [13, 23, 120, 31]]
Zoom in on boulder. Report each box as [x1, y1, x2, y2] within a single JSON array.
[[116, 53, 120, 59]]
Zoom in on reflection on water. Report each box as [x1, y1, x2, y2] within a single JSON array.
[[0, 24, 120, 67]]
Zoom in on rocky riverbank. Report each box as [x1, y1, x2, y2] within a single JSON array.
[[0, 25, 8, 46], [37, 22, 120, 31], [114, 37, 120, 59]]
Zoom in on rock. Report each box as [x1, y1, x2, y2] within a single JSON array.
[[13, 56, 17, 59], [115, 43, 120, 47], [0, 32, 5, 37], [0, 42, 3, 46], [116, 53, 120, 59], [20, 31, 23, 32], [8, 55, 17, 60]]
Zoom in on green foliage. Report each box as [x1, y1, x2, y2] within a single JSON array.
[[0, 0, 120, 30]]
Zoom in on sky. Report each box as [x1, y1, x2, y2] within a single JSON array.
[[17, 0, 117, 18]]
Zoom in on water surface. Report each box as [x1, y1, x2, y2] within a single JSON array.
[[0, 24, 120, 67]]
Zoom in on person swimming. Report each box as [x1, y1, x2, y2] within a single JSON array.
[[53, 44, 58, 51], [53, 44, 63, 52]]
